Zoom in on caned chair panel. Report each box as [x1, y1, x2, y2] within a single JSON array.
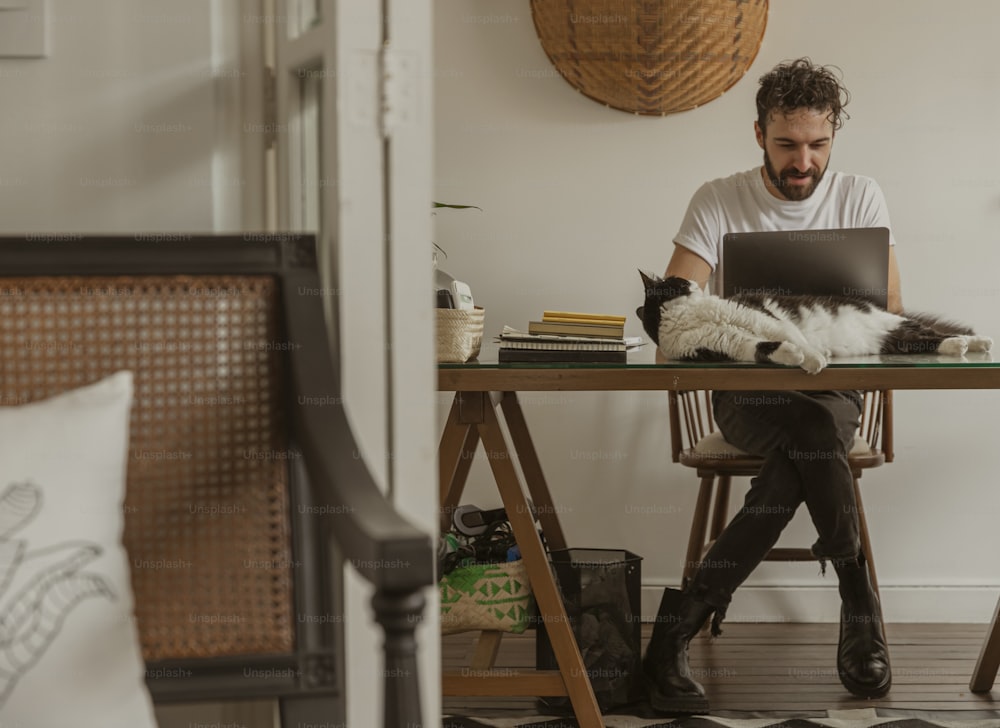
[[0, 275, 294, 660]]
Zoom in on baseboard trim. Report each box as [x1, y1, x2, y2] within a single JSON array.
[[640, 584, 1000, 623]]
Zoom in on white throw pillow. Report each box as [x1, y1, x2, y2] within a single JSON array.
[[0, 371, 157, 727]]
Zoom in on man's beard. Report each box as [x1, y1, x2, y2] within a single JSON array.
[[763, 150, 827, 201]]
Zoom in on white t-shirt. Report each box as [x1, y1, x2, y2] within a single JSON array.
[[674, 166, 895, 296]]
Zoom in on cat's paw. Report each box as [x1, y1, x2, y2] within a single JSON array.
[[938, 336, 969, 356], [767, 341, 805, 368], [799, 348, 828, 375], [966, 335, 993, 352]]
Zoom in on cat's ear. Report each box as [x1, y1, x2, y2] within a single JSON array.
[[638, 269, 660, 288]]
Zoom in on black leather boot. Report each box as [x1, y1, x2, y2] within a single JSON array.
[[642, 587, 713, 715], [833, 554, 891, 698]]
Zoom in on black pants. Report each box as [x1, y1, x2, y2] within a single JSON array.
[[687, 390, 864, 616]]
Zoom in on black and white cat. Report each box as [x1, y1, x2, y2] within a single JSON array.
[[637, 271, 992, 374]]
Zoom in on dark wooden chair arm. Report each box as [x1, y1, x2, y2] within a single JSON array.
[[283, 262, 434, 728], [302, 407, 434, 589], [290, 381, 433, 728], [294, 396, 435, 587], [283, 264, 434, 591]]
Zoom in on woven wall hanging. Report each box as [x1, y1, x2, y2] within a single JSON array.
[[530, 0, 769, 116]]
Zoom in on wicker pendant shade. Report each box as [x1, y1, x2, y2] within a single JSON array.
[[530, 0, 769, 116]]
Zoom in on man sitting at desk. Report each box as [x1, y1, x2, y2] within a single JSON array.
[[644, 58, 903, 713]]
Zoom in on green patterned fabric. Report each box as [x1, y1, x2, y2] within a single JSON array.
[[439, 559, 534, 635]]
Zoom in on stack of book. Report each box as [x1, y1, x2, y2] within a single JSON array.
[[497, 310, 632, 363]]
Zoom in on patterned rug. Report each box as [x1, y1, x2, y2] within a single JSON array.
[[442, 709, 1000, 727]]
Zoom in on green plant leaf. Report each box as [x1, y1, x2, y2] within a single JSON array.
[[432, 203, 481, 258], [433, 202, 482, 211]]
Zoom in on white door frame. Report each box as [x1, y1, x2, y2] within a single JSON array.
[[270, 0, 439, 725]]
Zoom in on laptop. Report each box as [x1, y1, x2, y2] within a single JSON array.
[[721, 227, 891, 308]]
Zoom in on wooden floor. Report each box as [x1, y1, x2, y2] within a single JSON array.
[[443, 622, 1000, 718]]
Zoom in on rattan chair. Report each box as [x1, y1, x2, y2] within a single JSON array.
[[668, 390, 893, 600], [0, 235, 434, 727]]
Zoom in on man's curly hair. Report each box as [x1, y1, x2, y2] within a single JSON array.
[[756, 58, 850, 132]]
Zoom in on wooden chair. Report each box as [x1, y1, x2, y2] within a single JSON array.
[[668, 390, 893, 600], [0, 235, 434, 727]]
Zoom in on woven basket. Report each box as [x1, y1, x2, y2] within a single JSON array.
[[436, 306, 485, 363], [439, 559, 534, 635], [530, 0, 768, 116]]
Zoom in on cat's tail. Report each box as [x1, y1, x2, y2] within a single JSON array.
[[902, 311, 975, 336]]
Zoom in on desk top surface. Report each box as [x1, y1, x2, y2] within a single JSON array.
[[438, 343, 1000, 392]]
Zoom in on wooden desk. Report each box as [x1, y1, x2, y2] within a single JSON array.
[[438, 347, 1000, 727]]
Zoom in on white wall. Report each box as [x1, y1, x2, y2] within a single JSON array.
[[0, 0, 259, 234], [434, 0, 1000, 623]]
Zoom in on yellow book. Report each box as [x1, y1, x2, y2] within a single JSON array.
[[539, 318, 625, 330], [542, 310, 626, 324]]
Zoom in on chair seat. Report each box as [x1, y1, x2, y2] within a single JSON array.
[[682, 431, 877, 463]]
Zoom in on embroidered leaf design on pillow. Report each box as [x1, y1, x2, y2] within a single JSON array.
[[0, 482, 116, 705]]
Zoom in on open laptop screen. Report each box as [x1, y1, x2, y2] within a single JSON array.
[[721, 227, 891, 308]]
